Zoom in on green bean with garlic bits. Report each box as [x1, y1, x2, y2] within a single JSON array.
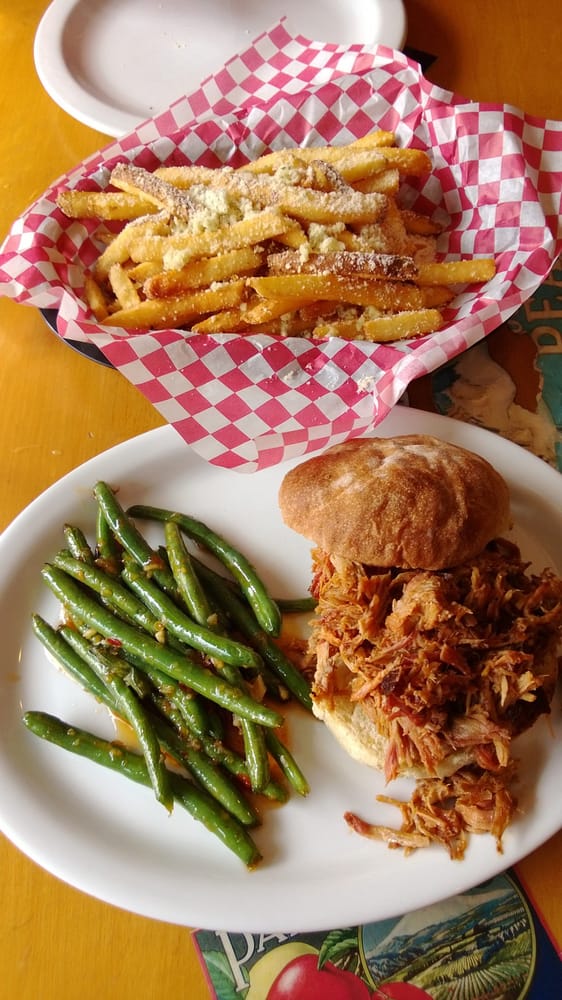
[[164, 519, 216, 628], [95, 503, 122, 576], [32, 614, 112, 708], [194, 557, 313, 712], [121, 554, 263, 670], [63, 524, 95, 565], [93, 482, 180, 599], [149, 691, 259, 828], [61, 626, 173, 812], [127, 504, 282, 637], [41, 564, 283, 729], [22, 712, 262, 868], [52, 549, 169, 637]]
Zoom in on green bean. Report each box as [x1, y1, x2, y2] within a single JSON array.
[[265, 730, 310, 797], [95, 504, 122, 576], [194, 558, 313, 712], [33, 614, 255, 823], [164, 520, 215, 627], [63, 524, 95, 565], [217, 658, 270, 794], [53, 549, 170, 637], [61, 626, 173, 812], [93, 482, 179, 599], [150, 692, 259, 827], [121, 555, 263, 671], [41, 564, 284, 729], [127, 504, 282, 637], [32, 614, 112, 707], [124, 654, 287, 802], [22, 712, 261, 868], [53, 553, 216, 735], [157, 540, 272, 793], [124, 652, 216, 745]]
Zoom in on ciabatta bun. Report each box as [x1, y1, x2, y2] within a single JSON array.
[[278, 434, 511, 570]]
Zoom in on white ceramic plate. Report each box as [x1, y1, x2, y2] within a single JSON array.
[[34, 0, 407, 137], [1, 408, 561, 933]]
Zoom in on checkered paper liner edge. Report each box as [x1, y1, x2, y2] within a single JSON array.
[[1, 20, 562, 471]]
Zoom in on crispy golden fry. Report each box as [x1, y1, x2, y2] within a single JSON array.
[[400, 209, 443, 235], [242, 295, 316, 326], [153, 165, 224, 188], [84, 272, 109, 321], [103, 279, 246, 330], [126, 260, 163, 282], [248, 274, 432, 312], [352, 168, 401, 195], [57, 190, 157, 221], [420, 286, 456, 307], [416, 258, 497, 285], [190, 308, 251, 334], [325, 148, 431, 184], [266, 249, 418, 282], [95, 213, 171, 279], [144, 247, 263, 299], [313, 308, 444, 342], [108, 263, 141, 310], [274, 186, 388, 225], [128, 210, 292, 268], [273, 221, 308, 248], [240, 130, 397, 173], [110, 163, 194, 221], [58, 132, 495, 343], [350, 131, 397, 150]]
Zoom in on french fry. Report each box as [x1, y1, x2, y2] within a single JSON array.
[[57, 132, 496, 343], [400, 209, 443, 235], [95, 213, 171, 279], [57, 190, 156, 221], [103, 279, 246, 330], [313, 308, 444, 342], [266, 249, 418, 282], [239, 130, 397, 173], [247, 274, 431, 311], [242, 295, 317, 326], [143, 247, 264, 299], [416, 259, 497, 285], [126, 260, 163, 283], [110, 163, 194, 221], [190, 308, 251, 334], [128, 210, 292, 268], [83, 273, 109, 321], [154, 165, 224, 188], [108, 263, 141, 310], [352, 168, 401, 195], [274, 186, 388, 225]]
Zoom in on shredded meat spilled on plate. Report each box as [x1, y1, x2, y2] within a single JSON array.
[[311, 538, 562, 857]]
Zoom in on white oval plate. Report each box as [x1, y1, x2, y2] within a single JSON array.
[[34, 0, 407, 138], [1, 408, 561, 933]]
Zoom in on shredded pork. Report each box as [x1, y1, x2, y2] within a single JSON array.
[[311, 538, 562, 856]]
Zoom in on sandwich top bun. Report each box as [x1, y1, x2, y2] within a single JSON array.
[[278, 434, 511, 570]]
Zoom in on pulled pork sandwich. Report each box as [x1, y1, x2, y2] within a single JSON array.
[[279, 434, 562, 858]]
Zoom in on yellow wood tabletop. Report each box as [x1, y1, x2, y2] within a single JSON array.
[[1, 3, 561, 998]]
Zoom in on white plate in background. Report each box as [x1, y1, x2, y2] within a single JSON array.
[[34, 0, 407, 137], [0, 408, 561, 932]]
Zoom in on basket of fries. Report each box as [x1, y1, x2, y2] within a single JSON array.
[[1, 22, 562, 470]]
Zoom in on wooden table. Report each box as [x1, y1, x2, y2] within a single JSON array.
[[1, 3, 560, 996]]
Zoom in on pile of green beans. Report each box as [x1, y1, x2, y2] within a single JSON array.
[[25, 481, 314, 868]]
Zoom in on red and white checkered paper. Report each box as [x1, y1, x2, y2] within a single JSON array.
[[2, 21, 562, 471]]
